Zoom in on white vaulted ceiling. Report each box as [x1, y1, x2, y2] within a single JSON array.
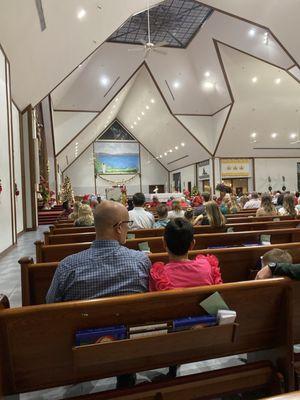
[[0, 0, 162, 109], [1, 0, 299, 171], [215, 43, 300, 157]]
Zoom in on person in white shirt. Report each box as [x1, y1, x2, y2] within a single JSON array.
[[243, 192, 261, 209], [168, 200, 185, 219], [129, 192, 155, 230]]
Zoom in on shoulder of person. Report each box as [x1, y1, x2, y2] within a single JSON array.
[[122, 246, 150, 261]]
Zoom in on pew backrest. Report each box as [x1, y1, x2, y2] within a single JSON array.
[[0, 279, 293, 396], [48, 219, 300, 238], [21, 242, 300, 306], [39, 227, 300, 261]]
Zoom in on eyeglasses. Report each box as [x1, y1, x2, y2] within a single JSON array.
[[113, 220, 134, 228]]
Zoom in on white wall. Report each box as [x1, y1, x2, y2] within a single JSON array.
[[255, 158, 299, 192], [170, 165, 196, 192], [63, 145, 95, 196], [0, 49, 13, 253], [64, 144, 169, 197], [12, 103, 24, 234], [140, 147, 168, 194]]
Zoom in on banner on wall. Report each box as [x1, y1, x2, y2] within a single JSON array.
[[94, 142, 140, 175], [198, 160, 210, 181], [221, 159, 251, 178]]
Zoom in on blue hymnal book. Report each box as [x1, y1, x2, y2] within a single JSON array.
[[172, 315, 217, 332], [75, 325, 127, 346]]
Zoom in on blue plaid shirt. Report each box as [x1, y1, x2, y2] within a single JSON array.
[[46, 240, 151, 303]]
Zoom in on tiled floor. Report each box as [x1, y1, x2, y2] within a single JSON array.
[[0, 226, 50, 308], [0, 228, 245, 399]]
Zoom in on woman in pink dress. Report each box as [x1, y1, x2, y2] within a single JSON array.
[[149, 218, 222, 291]]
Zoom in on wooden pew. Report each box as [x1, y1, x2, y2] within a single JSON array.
[[47, 219, 300, 239], [20, 242, 300, 306], [44, 227, 300, 251], [0, 279, 293, 398], [37, 227, 300, 261], [64, 362, 282, 400]]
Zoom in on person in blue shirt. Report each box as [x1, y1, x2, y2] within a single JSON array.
[[46, 200, 151, 388], [46, 200, 151, 302], [153, 204, 170, 228]]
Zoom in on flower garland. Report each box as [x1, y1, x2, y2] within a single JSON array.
[[96, 173, 140, 185]]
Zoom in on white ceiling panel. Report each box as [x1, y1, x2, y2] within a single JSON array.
[[215, 44, 300, 157], [51, 43, 144, 111], [0, 0, 162, 109], [117, 66, 210, 171], [57, 74, 135, 172], [200, 0, 300, 67], [53, 111, 98, 154]]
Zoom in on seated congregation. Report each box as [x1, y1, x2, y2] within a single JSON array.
[[2, 189, 300, 400]]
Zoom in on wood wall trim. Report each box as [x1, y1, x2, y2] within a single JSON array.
[[19, 109, 27, 229], [8, 62, 17, 242], [4, 58, 15, 245], [252, 158, 256, 191], [53, 109, 100, 113], [48, 95, 59, 199], [27, 106, 37, 230]]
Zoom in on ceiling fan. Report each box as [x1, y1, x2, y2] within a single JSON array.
[[128, 0, 168, 58]]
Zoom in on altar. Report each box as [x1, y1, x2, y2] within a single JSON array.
[[145, 193, 183, 202]]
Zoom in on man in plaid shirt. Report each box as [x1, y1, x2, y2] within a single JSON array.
[[46, 200, 151, 388], [46, 200, 151, 302]]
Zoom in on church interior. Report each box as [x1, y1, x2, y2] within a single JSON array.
[[0, 1, 300, 399]]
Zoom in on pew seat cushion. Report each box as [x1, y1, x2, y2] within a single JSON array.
[[149, 254, 222, 291]]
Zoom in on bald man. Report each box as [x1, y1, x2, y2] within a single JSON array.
[[46, 201, 151, 303]]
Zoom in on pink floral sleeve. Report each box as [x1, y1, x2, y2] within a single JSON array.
[[149, 262, 172, 291], [195, 254, 223, 284]]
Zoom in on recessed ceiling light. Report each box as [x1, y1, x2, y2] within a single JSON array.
[[130, 125, 134, 129], [150, 99, 155, 103], [169, 149, 173, 153], [112, 105, 116, 109], [100, 76, 110, 87], [137, 117, 141, 121], [181, 142, 185, 147], [134, 121, 137, 125], [146, 105, 150, 110], [271, 132, 278, 138], [141, 111, 145, 115], [250, 132, 257, 138], [77, 9, 86, 19], [202, 81, 214, 90], [252, 76, 258, 83], [248, 29, 256, 37], [164, 152, 167, 156], [263, 32, 269, 45], [159, 155, 162, 158], [115, 98, 119, 102], [78, 64, 83, 68], [290, 133, 297, 139], [175, 146, 178, 150], [275, 78, 281, 84], [75, 142, 79, 145], [204, 71, 210, 77], [173, 81, 180, 89]]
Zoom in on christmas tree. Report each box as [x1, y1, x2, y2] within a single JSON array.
[[61, 176, 75, 203]]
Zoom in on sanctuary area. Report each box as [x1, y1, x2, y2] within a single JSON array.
[[0, 1, 300, 399]]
